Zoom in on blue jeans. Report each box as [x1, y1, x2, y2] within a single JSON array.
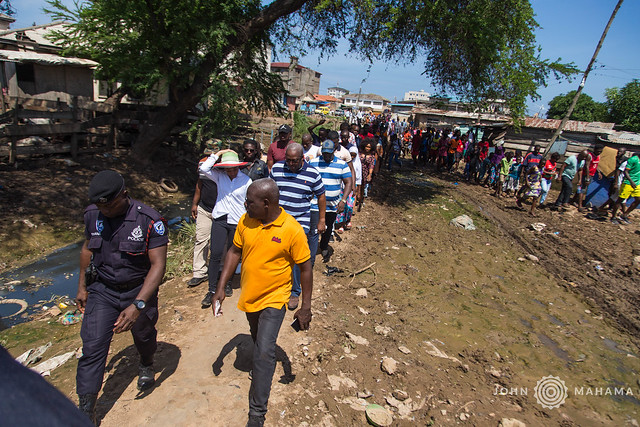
[[388, 152, 401, 169], [540, 177, 552, 204], [246, 305, 286, 417], [291, 211, 318, 297]]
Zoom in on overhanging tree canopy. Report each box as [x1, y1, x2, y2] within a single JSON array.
[[45, 0, 576, 159]]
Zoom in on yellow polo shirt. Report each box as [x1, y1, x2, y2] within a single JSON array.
[[234, 208, 310, 313]]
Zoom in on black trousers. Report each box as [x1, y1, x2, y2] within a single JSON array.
[[76, 282, 158, 395], [208, 216, 237, 293], [319, 212, 338, 252], [555, 175, 573, 206], [246, 305, 286, 417]]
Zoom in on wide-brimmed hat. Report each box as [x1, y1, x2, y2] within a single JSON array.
[[214, 151, 248, 168]]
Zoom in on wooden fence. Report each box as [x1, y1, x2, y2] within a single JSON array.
[[0, 95, 152, 163]]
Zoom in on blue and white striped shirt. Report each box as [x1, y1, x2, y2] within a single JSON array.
[[270, 161, 325, 232], [309, 157, 351, 213]]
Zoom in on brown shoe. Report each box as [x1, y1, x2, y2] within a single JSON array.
[[288, 296, 299, 311]]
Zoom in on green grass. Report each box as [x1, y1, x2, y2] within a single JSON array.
[[164, 221, 197, 280]]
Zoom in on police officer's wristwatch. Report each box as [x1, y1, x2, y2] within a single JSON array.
[[133, 299, 146, 310]]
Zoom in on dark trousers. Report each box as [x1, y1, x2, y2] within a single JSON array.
[[76, 282, 158, 395], [246, 305, 286, 417], [555, 175, 573, 206], [291, 211, 318, 297], [319, 211, 338, 252], [208, 216, 237, 293]]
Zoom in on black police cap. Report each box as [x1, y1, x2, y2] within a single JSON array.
[[88, 170, 125, 204]]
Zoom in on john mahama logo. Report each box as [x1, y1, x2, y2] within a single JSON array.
[[128, 225, 144, 241]]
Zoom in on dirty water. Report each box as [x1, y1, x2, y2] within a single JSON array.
[[0, 200, 192, 330]]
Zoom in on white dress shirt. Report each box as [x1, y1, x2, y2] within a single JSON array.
[[199, 154, 252, 224]]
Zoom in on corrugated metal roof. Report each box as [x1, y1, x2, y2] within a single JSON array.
[[0, 50, 97, 67], [343, 93, 390, 103], [523, 117, 615, 132], [0, 22, 68, 48], [600, 131, 640, 146], [313, 94, 339, 102], [412, 106, 509, 122]]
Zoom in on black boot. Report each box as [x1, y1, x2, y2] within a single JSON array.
[[225, 280, 233, 297], [78, 393, 97, 425]]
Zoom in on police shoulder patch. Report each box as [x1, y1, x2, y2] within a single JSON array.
[[153, 221, 166, 236]]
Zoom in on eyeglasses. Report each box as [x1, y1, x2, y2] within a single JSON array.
[[285, 157, 303, 163], [243, 148, 256, 153]]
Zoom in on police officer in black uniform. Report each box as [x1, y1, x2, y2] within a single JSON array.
[[76, 170, 168, 423]]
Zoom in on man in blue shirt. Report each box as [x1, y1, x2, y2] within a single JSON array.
[[310, 140, 353, 262], [270, 143, 326, 310]]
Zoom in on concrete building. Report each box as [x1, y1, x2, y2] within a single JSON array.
[[342, 93, 390, 112], [270, 57, 321, 111], [403, 90, 430, 102], [327, 86, 349, 98], [0, 18, 98, 103]]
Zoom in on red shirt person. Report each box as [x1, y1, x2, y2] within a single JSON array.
[[267, 124, 294, 170]]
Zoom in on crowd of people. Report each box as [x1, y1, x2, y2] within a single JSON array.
[[71, 112, 639, 427]]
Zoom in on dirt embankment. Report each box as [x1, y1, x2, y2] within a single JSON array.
[[0, 148, 197, 272], [2, 156, 640, 426]]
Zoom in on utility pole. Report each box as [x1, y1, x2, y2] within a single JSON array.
[[545, 0, 624, 156]]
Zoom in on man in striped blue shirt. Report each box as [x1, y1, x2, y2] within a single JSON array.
[[310, 140, 353, 262], [270, 143, 326, 310]]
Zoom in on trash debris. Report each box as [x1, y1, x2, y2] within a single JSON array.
[[60, 310, 83, 325], [449, 215, 476, 230], [424, 340, 462, 364], [529, 222, 546, 232], [0, 298, 28, 318], [15, 342, 52, 366], [346, 332, 369, 346], [398, 345, 411, 354], [323, 266, 344, 276], [327, 373, 357, 391], [32, 350, 76, 376], [365, 403, 393, 426], [355, 288, 368, 297]]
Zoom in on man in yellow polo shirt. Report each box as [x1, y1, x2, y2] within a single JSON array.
[[211, 178, 313, 427]]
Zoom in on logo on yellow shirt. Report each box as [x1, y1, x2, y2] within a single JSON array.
[[272, 236, 281, 243]]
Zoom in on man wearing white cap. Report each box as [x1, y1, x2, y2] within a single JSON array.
[[199, 149, 252, 308]]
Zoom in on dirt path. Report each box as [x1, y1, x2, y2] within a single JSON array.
[[3, 156, 640, 426], [93, 165, 640, 426]]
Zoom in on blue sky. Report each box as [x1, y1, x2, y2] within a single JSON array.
[[12, 0, 640, 116]]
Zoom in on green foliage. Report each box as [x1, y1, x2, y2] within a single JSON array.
[[605, 80, 640, 132], [292, 111, 310, 141], [0, 0, 15, 16], [546, 91, 608, 122], [45, 0, 285, 140], [165, 221, 196, 281], [43, 0, 578, 152], [273, 0, 578, 120]]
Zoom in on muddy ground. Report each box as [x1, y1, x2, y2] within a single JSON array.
[[1, 148, 640, 426]]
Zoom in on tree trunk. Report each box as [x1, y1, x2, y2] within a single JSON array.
[[129, 0, 309, 162]]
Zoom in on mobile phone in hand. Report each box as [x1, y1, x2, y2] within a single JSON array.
[[291, 318, 301, 332]]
